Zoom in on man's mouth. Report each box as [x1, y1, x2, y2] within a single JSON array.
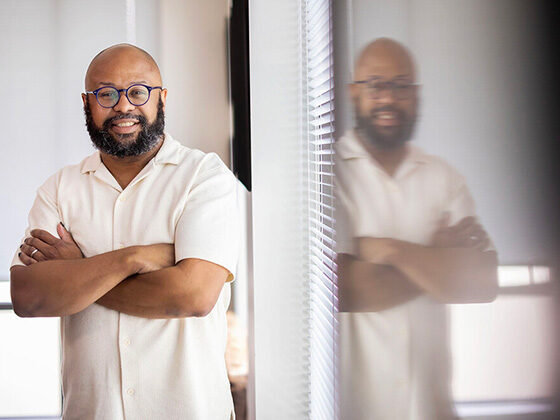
[[373, 111, 400, 127], [110, 119, 141, 134]]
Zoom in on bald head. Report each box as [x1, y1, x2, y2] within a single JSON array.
[[350, 38, 418, 150], [354, 38, 416, 83], [85, 43, 162, 90]]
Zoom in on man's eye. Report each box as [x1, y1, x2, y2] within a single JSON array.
[[130, 90, 147, 97]]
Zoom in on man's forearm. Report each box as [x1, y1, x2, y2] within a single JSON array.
[[10, 248, 139, 317], [96, 258, 228, 319], [338, 253, 421, 312], [380, 240, 498, 303]]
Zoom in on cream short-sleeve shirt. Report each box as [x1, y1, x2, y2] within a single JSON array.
[[336, 130, 487, 420], [11, 134, 239, 420]]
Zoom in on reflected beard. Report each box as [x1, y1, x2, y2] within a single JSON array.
[[356, 106, 415, 150], [84, 99, 165, 158]]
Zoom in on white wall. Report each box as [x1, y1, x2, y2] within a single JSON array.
[[159, 0, 232, 166]]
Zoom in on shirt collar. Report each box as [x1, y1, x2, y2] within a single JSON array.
[[80, 132, 180, 174], [336, 129, 429, 165]]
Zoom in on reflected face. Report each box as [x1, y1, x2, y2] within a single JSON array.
[[351, 46, 418, 149], [82, 47, 167, 157]]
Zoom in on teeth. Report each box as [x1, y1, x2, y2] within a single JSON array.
[[116, 122, 135, 127], [378, 114, 395, 120]]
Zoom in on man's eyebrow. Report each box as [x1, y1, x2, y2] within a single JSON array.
[[97, 81, 150, 86]]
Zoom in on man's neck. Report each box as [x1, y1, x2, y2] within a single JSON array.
[[100, 137, 164, 190], [355, 131, 408, 178]]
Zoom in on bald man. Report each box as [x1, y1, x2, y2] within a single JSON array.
[[336, 38, 498, 419], [10, 44, 239, 419]]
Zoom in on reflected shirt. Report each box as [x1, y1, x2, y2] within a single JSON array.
[[336, 130, 481, 420]]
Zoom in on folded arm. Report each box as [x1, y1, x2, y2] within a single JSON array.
[[10, 247, 139, 317], [15, 225, 229, 319], [96, 258, 230, 318], [357, 237, 498, 304], [338, 253, 421, 312], [338, 217, 498, 312]]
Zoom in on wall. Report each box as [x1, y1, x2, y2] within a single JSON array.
[[159, 0, 232, 166]]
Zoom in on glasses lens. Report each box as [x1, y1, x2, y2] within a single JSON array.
[[127, 85, 150, 106], [96, 87, 120, 107]]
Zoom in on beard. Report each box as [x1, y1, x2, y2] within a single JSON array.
[[84, 98, 165, 158], [355, 105, 416, 150]]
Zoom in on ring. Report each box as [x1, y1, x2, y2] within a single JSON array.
[[30, 249, 38, 258], [469, 235, 478, 240]]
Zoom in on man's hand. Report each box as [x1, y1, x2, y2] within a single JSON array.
[[132, 244, 176, 274], [19, 223, 83, 265], [431, 214, 490, 250]]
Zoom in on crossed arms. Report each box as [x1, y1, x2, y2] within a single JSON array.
[[10, 223, 230, 319], [338, 216, 499, 312]]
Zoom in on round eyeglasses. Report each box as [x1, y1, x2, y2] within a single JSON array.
[[85, 84, 163, 108], [354, 79, 418, 100]]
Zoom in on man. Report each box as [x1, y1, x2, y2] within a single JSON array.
[[336, 38, 498, 419], [10, 44, 239, 420]]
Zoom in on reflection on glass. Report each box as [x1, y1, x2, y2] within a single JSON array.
[[336, 38, 499, 420]]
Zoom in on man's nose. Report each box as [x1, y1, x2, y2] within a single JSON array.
[[376, 87, 397, 104], [112, 91, 136, 113]]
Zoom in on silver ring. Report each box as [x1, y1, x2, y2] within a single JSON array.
[[30, 249, 38, 258]]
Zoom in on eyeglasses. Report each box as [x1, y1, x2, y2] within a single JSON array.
[[354, 79, 418, 100], [85, 84, 163, 108]]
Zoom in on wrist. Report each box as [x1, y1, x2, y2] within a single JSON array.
[[357, 237, 400, 265], [120, 246, 143, 276]]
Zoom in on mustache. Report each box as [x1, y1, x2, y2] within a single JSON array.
[[370, 106, 403, 117], [102, 113, 147, 132]]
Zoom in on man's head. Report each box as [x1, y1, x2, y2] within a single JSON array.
[[82, 44, 167, 158], [350, 38, 419, 150]]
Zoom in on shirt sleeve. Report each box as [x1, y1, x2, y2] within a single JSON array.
[[444, 166, 496, 252], [10, 173, 62, 268], [174, 154, 240, 282]]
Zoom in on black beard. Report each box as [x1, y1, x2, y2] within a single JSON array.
[[84, 98, 165, 158], [355, 105, 415, 150]]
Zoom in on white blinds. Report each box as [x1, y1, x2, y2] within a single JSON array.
[[302, 0, 338, 419]]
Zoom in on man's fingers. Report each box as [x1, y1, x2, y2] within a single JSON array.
[[24, 237, 52, 255], [30, 229, 59, 245], [450, 216, 476, 234], [18, 251, 37, 266], [474, 237, 490, 250], [20, 244, 46, 261], [57, 222, 75, 243], [436, 212, 451, 229]]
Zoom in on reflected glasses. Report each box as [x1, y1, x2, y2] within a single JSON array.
[[354, 79, 418, 100], [85, 84, 163, 108]]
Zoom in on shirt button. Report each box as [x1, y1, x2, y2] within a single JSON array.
[[119, 196, 126, 202], [127, 388, 135, 396], [123, 338, 131, 346]]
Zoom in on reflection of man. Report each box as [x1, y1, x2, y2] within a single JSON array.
[[10, 44, 238, 419], [337, 38, 498, 420]]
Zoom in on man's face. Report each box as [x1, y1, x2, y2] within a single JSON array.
[[351, 52, 418, 149], [82, 49, 167, 158]]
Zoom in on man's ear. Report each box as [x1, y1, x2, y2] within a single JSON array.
[[349, 82, 359, 104], [160, 89, 168, 110], [81, 93, 87, 107]]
